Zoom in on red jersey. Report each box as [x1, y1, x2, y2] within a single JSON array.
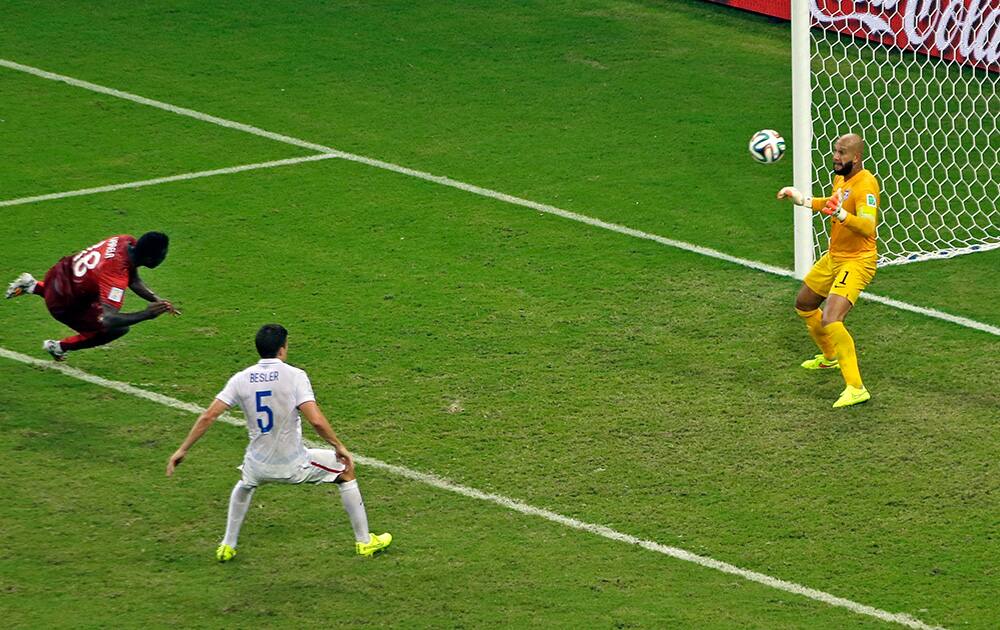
[[47, 235, 137, 309]]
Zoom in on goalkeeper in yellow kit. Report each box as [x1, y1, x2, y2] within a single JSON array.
[[777, 133, 878, 408]]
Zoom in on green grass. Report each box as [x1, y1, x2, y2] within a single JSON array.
[[1, 1, 998, 628], [4, 366, 900, 629], [0, 70, 303, 200]]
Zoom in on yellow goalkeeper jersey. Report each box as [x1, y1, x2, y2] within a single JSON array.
[[811, 169, 880, 260]]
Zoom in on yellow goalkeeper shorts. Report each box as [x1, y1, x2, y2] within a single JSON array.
[[804, 253, 877, 304]]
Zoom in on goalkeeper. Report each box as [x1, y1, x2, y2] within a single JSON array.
[[777, 133, 878, 408]]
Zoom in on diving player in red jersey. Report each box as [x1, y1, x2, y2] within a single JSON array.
[[5, 232, 179, 361]]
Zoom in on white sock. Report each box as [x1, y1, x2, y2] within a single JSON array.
[[222, 481, 255, 548], [337, 479, 371, 543]]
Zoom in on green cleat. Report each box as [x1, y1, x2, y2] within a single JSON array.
[[801, 353, 839, 370], [833, 385, 871, 409], [356, 532, 392, 558], [216, 544, 237, 562]]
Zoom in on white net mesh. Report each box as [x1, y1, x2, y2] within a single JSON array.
[[808, 2, 1000, 266]]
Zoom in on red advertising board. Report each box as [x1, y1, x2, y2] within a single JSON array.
[[705, 0, 1000, 73], [704, 0, 789, 19]]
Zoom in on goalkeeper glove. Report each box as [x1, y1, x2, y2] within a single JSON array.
[[777, 186, 811, 207], [818, 190, 848, 222]]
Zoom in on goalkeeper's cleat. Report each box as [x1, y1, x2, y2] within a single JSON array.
[[216, 544, 237, 562], [43, 340, 67, 362], [801, 354, 839, 370], [5, 273, 36, 299], [833, 385, 871, 409], [356, 532, 392, 558]]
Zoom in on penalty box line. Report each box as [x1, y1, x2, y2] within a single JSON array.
[[1, 58, 997, 338], [0, 346, 942, 630]]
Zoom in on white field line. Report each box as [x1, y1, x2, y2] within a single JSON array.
[[0, 154, 338, 207], [1, 58, 996, 339], [858, 293, 1000, 336], [0, 346, 942, 630], [0, 59, 340, 155]]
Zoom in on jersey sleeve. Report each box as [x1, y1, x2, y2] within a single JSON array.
[[96, 267, 129, 308], [853, 178, 879, 224], [294, 371, 317, 408], [95, 235, 136, 308], [216, 374, 241, 406]]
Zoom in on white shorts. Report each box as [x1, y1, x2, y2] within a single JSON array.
[[239, 448, 347, 488]]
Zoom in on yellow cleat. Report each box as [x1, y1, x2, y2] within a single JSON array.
[[801, 354, 839, 370], [833, 385, 871, 408], [216, 544, 237, 562], [356, 532, 392, 558]]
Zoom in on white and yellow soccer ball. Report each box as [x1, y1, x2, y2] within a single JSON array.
[[748, 129, 786, 164]]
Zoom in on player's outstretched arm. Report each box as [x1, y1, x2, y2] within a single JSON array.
[[101, 301, 176, 328], [129, 271, 180, 314], [166, 398, 230, 476], [299, 401, 355, 473], [777, 186, 812, 206]]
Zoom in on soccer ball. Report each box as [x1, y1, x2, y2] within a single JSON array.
[[748, 129, 785, 164]]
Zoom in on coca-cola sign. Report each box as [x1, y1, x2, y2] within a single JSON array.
[[702, 0, 789, 18], [813, 0, 1000, 72], [705, 0, 1000, 73]]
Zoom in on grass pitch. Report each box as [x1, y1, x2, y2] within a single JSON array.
[[1, 1, 998, 628]]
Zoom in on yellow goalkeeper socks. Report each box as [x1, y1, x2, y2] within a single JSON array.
[[824, 321, 863, 388], [796, 308, 836, 360]]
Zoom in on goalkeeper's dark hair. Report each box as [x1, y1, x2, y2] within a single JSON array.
[[256, 324, 288, 358], [134, 231, 170, 267]]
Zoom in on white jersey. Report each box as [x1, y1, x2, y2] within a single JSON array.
[[216, 358, 316, 476]]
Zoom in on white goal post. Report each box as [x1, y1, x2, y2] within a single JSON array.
[[791, 0, 1000, 278]]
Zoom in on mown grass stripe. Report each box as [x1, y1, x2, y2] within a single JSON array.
[[0, 346, 943, 629], [1, 58, 996, 338]]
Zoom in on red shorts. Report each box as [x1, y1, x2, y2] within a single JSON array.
[[43, 264, 105, 333]]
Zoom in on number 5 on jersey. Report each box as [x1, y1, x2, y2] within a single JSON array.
[[255, 390, 274, 433]]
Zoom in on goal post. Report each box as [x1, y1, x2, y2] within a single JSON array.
[[791, 0, 814, 279], [793, 0, 1000, 271]]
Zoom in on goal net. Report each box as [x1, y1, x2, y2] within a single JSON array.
[[805, 1, 999, 267]]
